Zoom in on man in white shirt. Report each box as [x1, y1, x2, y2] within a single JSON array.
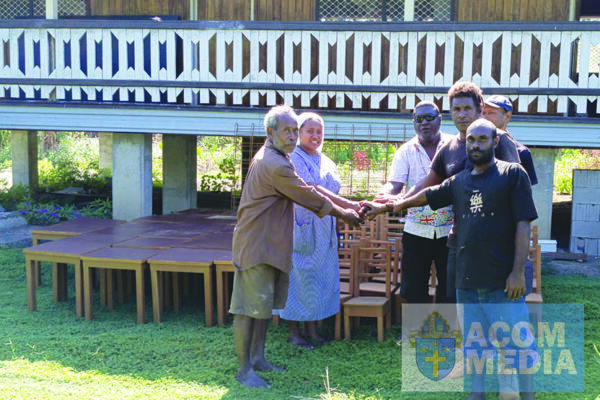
[[375, 101, 454, 304]]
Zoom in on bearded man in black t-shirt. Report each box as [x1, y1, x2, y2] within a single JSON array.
[[398, 81, 520, 302], [366, 119, 538, 400]]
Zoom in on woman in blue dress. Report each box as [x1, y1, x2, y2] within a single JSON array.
[[274, 112, 361, 348]]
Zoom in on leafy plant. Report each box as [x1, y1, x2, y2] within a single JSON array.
[[17, 196, 112, 225], [554, 149, 600, 194], [0, 183, 31, 210], [199, 157, 239, 192]]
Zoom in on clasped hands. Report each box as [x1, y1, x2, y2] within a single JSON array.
[[359, 193, 407, 220]]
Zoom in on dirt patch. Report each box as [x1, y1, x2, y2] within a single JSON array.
[[542, 255, 600, 277]]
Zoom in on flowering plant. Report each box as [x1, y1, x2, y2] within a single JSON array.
[[17, 196, 112, 226], [352, 150, 371, 171]]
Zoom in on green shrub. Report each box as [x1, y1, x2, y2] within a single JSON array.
[[17, 196, 112, 225], [0, 184, 31, 211], [554, 149, 600, 194], [38, 133, 109, 192]]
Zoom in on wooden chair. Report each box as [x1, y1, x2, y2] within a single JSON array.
[[526, 225, 543, 304], [333, 221, 369, 339], [343, 240, 393, 342]]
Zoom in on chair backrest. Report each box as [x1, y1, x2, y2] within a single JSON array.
[[349, 238, 393, 298]]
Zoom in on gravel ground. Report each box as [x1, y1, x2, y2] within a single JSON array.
[[543, 254, 600, 277]]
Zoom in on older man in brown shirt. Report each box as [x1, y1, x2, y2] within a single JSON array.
[[231, 105, 363, 389]]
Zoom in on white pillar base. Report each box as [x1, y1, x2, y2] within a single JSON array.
[[162, 135, 197, 214], [112, 133, 152, 220]]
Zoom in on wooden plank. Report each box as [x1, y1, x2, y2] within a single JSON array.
[[22, 29, 37, 98], [233, 30, 243, 104], [443, 31, 455, 87], [317, 31, 329, 107], [135, 28, 147, 102], [577, 32, 591, 113], [518, 31, 532, 112], [503, 0, 513, 21], [118, 29, 129, 101], [266, 28, 278, 104], [424, 32, 436, 86], [149, 28, 160, 101], [481, 31, 499, 87], [462, 31, 474, 80], [537, 31, 552, 112]]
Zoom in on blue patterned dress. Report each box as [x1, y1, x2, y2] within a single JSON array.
[[274, 147, 341, 321]]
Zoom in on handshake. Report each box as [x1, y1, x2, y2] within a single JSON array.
[[359, 194, 408, 220], [338, 193, 410, 228]]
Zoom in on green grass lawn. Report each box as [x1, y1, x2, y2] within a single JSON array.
[[0, 247, 598, 400]]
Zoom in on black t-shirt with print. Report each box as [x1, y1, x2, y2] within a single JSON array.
[[429, 133, 520, 247], [425, 160, 538, 289]]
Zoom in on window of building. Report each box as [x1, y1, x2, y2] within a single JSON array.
[[0, 0, 87, 20], [317, 0, 454, 22]]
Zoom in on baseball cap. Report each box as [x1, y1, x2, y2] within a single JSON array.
[[485, 95, 513, 113]]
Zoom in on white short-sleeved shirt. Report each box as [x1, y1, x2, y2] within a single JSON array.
[[389, 132, 454, 239]]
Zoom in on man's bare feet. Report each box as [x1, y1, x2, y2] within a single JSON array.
[[251, 357, 284, 372], [237, 368, 270, 389]]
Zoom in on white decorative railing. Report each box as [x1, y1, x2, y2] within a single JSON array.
[[1, 20, 600, 114]]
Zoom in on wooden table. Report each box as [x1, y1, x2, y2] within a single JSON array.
[[23, 234, 118, 317], [29, 218, 126, 285], [82, 247, 161, 324], [111, 237, 188, 250], [148, 248, 232, 326], [213, 255, 235, 326], [175, 231, 234, 251]]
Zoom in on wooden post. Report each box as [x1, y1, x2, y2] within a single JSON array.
[[46, 0, 58, 19]]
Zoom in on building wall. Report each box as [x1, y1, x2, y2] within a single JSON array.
[[88, 0, 190, 20], [197, 0, 315, 21], [456, 0, 571, 21]]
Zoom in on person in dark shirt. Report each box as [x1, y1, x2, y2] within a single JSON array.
[[366, 119, 538, 400], [400, 81, 520, 301], [482, 95, 538, 185]]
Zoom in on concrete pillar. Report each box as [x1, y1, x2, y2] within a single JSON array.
[[98, 132, 113, 171], [10, 130, 38, 187], [530, 147, 557, 240], [112, 133, 152, 221], [162, 134, 197, 214]]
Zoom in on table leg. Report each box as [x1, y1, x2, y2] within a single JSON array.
[[173, 272, 180, 312], [216, 269, 225, 326], [59, 263, 68, 301], [151, 267, 162, 324], [26, 256, 37, 312], [75, 261, 84, 318], [107, 269, 114, 311], [135, 266, 146, 324], [52, 263, 68, 302], [99, 269, 107, 307], [52, 263, 60, 302], [164, 272, 172, 309], [117, 270, 126, 305], [204, 268, 214, 327], [83, 264, 93, 321], [33, 238, 42, 287]]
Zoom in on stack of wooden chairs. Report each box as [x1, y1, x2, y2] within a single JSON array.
[[335, 211, 543, 342]]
